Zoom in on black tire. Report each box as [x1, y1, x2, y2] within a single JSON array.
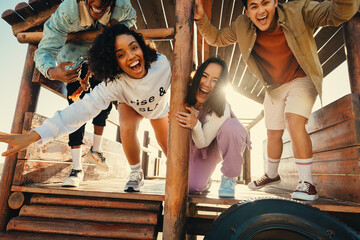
[[204, 198, 360, 240]]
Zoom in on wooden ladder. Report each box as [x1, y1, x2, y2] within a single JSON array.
[[1, 193, 162, 240]]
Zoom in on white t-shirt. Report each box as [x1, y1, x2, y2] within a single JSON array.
[[116, 54, 170, 119], [35, 54, 171, 145], [191, 103, 231, 149]]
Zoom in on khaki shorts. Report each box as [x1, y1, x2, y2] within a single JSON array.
[[264, 76, 318, 130]]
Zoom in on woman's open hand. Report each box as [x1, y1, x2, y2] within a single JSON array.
[[176, 106, 198, 129], [0, 131, 41, 157]]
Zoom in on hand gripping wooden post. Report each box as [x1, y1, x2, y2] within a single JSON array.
[[0, 44, 40, 231], [163, 0, 194, 239]]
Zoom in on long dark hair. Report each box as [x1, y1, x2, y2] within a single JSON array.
[[88, 24, 158, 83], [185, 57, 229, 117]]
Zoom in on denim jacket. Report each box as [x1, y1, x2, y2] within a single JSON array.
[[34, 0, 136, 79], [196, 0, 360, 100]]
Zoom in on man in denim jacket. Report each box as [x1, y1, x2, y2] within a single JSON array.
[[194, 0, 359, 201], [34, 0, 136, 187]]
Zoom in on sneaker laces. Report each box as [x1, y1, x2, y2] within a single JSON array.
[[129, 171, 142, 181], [69, 169, 82, 177], [295, 181, 309, 192], [221, 176, 235, 188], [96, 151, 106, 162], [255, 174, 268, 185], [91, 147, 106, 162]]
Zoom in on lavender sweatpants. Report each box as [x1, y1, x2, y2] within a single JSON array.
[[188, 118, 251, 193]]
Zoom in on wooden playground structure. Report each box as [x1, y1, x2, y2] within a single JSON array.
[[0, 0, 360, 239]]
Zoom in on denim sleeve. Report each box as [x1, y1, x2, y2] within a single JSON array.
[[34, 5, 74, 79], [112, 0, 137, 28]]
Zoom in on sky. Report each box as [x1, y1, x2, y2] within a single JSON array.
[[0, 1, 352, 179]]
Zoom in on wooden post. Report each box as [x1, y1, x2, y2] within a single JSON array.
[[196, 0, 211, 64], [141, 131, 150, 178], [0, 44, 40, 231], [243, 132, 251, 184], [344, 12, 360, 94], [163, 0, 193, 239]]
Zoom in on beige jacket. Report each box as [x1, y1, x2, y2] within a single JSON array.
[[196, 0, 360, 100]]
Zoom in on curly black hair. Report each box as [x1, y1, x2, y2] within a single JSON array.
[[89, 24, 158, 83], [185, 57, 229, 117]]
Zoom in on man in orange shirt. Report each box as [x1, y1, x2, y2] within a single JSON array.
[[194, 0, 359, 201]]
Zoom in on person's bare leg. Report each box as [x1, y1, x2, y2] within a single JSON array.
[[94, 125, 104, 135], [285, 113, 312, 158], [118, 103, 145, 192], [267, 129, 284, 159], [247, 129, 283, 189], [118, 103, 143, 165], [285, 113, 313, 183], [266, 129, 284, 178], [286, 112, 317, 201], [149, 115, 169, 157]]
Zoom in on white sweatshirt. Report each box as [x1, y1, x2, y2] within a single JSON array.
[[191, 103, 231, 149], [35, 54, 171, 145]]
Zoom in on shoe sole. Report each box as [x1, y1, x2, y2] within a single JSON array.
[[248, 179, 281, 190], [62, 184, 79, 187], [87, 151, 109, 172], [124, 187, 140, 192], [124, 181, 144, 192], [219, 192, 235, 198], [291, 192, 318, 201]]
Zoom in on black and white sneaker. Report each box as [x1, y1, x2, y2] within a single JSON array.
[[124, 170, 144, 192], [62, 169, 84, 187], [88, 146, 109, 171]]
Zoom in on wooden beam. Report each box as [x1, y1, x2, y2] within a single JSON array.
[[11, 5, 59, 36], [196, 0, 212, 64], [7, 216, 156, 239], [30, 194, 162, 211], [7, 192, 25, 210], [246, 110, 264, 131], [17, 28, 175, 44], [142, 131, 150, 178], [19, 205, 159, 225], [344, 12, 360, 94], [15, 2, 36, 19], [32, 68, 67, 98], [163, 0, 193, 239], [1, 9, 24, 25], [0, 44, 40, 231], [28, 0, 49, 13]]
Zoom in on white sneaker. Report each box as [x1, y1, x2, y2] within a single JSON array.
[[291, 181, 318, 201], [87, 146, 109, 171], [62, 169, 84, 187], [124, 170, 144, 192]]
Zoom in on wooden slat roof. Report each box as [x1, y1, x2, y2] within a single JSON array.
[[2, 0, 347, 104]]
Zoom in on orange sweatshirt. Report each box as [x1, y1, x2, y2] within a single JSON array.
[[252, 27, 306, 85]]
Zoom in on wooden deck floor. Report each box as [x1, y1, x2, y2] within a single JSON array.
[[12, 178, 360, 213]]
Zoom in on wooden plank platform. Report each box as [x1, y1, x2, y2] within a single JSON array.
[[11, 179, 360, 214]]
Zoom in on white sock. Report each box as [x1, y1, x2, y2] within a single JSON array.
[[92, 134, 103, 152], [71, 148, 82, 170], [130, 162, 141, 172], [266, 158, 280, 178], [295, 158, 313, 184]]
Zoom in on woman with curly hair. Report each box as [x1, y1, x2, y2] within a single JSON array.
[[0, 24, 170, 192], [176, 57, 251, 198]]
